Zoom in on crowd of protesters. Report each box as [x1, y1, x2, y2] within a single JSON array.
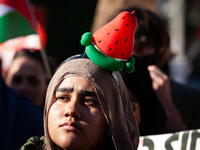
[[1, 5, 200, 150]]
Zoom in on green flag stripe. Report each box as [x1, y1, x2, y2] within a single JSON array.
[[0, 10, 36, 43]]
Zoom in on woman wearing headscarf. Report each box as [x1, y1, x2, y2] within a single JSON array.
[[20, 54, 139, 150]]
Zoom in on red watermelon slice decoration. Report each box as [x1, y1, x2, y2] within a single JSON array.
[[80, 11, 137, 72], [92, 11, 137, 60]]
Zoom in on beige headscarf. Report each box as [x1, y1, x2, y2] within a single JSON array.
[[43, 56, 139, 150]]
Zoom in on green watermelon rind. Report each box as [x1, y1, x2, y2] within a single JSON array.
[[85, 44, 124, 71]]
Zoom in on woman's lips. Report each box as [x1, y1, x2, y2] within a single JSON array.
[[61, 121, 81, 131]]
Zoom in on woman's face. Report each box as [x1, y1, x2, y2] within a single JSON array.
[[5, 57, 47, 109], [48, 76, 108, 150]]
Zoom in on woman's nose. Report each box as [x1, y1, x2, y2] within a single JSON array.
[[17, 80, 30, 93], [63, 98, 81, 119]]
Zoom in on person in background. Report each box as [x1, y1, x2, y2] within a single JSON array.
[[120, 56, 167, 136], [5, 49, 57, 110], [0, 60, 44, 150], [123, 6, 200, 131], [20, 54, 139, 150]]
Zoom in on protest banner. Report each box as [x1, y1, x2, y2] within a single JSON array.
[[138, 129, 200, 150]]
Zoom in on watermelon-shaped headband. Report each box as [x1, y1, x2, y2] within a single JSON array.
[[81, 11, 137, 72]]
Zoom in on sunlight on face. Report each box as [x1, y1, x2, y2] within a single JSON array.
[[48, 76, 108, 150]]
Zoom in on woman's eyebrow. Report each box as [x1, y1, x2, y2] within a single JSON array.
[[55, 88, 97, 97], [80, 90, 97, 97], [55, 87, 73, 93]]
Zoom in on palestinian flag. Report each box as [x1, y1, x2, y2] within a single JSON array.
[[0, 0, 37, 43]]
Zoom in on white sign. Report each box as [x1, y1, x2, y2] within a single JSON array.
[[138, 129, 200, 150]]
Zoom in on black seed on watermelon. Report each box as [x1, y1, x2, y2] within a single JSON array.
[[122, 53, 124, 56], [122, 16, 125, 19], [115, 29, 119, 31], [125, 38, 127, 42], [115, 41, 118, 44], [99, 40, 102, 43], [132, 20, 134, 22], [107, 32, 110, 35], [109, 48, 112, 51], [126, 23, 128, 26]]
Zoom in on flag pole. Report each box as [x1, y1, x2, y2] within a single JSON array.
[[40, 42, 52, 77], [29, 2, 52, 76]]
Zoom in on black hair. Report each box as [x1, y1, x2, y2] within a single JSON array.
[[120, 56, 167, 136], [13, 48, 57, 75]]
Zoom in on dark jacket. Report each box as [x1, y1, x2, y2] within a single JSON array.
[[171, 80, 200, 130], [0, 74, 44, 150], [20, 136, 45, 150]]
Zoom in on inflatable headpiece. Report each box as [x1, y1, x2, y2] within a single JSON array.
[[81, 11, 137, 72]]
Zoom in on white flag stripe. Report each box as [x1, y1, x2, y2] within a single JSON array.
[[0, 4, 14, 18]]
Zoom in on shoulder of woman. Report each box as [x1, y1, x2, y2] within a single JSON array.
[[20, 136, 45, 150]]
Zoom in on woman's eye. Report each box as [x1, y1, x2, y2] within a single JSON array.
[[84, 98, 96, 105], [56, 96, 69, 101]]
